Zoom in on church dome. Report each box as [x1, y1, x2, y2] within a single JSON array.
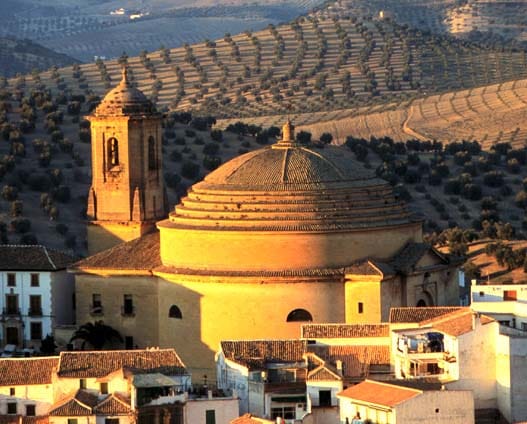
[[157, 122, 422, 272], [93, 68, 157, 117]]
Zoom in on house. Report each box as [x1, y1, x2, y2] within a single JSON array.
[[0, 349, 238, 424], [216, 339, 390, 422], [0, 245, 76, 350], [337, 379, 474, 424]]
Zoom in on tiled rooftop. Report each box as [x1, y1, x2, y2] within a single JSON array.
[[0, 245, 76, 271], [231, 414, 274, 424], [337, 379, 422, 407], [389, 306, 465, 323], [301, 323, 389, 339], [421, 308, 495, 336], [93, 393, 131, 415], [49, 390, 98, 416], [221, 340, 307, 371], [72, 231, 161, 272], [57, 349, 187, 378], [0, 357, 58, 386]]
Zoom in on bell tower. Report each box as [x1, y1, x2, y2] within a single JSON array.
[[86, 68, 167, 254]]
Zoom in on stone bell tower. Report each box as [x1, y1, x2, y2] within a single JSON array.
[[86, 68, 167, 254]]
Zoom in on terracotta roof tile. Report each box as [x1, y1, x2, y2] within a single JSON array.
[[0, 245, 76, 271], [421, 308, 494, 336], [0, 417, 18, 424], [231, 414, 274, 424], [57, 349, 187, 378], [72, 231, 160, 272], [0, 357, 58, 386], [94, 393, 131, 415], [307, 365, 341, 381], [50, 390, 98, 416], [389, 307, 465, 323], [337, 380, 422, 407], [308, 345, 390, 379], [302, 323, 389, 339], [221, 340, 306, 371], [22, 417, 49, 424]]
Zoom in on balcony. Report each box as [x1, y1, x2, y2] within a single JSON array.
[[121, 305, 135, 317], [27, 308, 42, 317], [89, 304, 103, 316], [2, 308, 21, 317]]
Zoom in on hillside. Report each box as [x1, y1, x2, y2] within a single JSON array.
[[0, 37, 78, 78]]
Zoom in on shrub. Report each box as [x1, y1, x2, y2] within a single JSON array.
[[10, 218, 31, 233], [55, 223, 69, 235], [203, 156, 222, 171], [169, 150, 182, 162], [203, 143, 220, 156], [1, 185, 18, 201], [52, 185, 70, 203], [164, 173, 181, 189], [483, 170, 504, 187], [181, 161, 200, 180], [10, 201, 22, 217], [515, 191, 527, 208], [19, 233, 37, 245]]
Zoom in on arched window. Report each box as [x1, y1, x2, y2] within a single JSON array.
[[107, 137, 119, 168], [286, 309, 312, 322], [148, 136, 156, 170], [169, 305, 182, 319]]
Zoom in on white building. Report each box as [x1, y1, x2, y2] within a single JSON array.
[[0, 349, 238, 424], [337, 379, 474, 424], [0, 245, 77, 350]]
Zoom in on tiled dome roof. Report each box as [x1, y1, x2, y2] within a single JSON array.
[[93, 68, 157, 117], [165, 122, 418, 232]]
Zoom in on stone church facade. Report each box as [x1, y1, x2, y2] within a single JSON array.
[[71, 72, 461, 377]]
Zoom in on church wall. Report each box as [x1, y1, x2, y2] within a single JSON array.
[[159, 224, 422, 272], [156, 276, 346, 377], [75, 274, 160, 349], [344, 280, 382, 323], [405, 268, 459, 307]]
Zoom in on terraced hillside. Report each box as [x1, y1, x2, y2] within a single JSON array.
[[295, 78, 527, 149], [9, 12, 527, 127], [0, 37, 78, 78], [0, 0, 327, 62], [330, 0, 527, 45]]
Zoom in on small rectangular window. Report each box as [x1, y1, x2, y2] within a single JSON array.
[[358, 302, 364, 314], [100, 382, 108, 394], [7, 402, 16, 414], [123, 294, 134, 315], [26, 404, 35, 416], [125, 336, 134, 350], [30, 322, 42, 340], [205, 410, 216, 424], [79, 379, 86, 389], [9, 388, 14, 396], [29, 295, 42, 316], [30, 273, 39, 287], [68, 419, 78, 424], [105, 419, 119, 424], [7, 274, 15, 287], [479, 291, 485, 297]]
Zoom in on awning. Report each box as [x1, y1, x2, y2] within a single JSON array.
[[133, 373, 177, 388]]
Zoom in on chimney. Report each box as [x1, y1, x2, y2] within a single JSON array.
[[207, 390, 213, 399], [336, 360, 343, 376]]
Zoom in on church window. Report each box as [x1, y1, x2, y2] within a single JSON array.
[[358, 302, 363, 314], [148, 136, 156, 170], [169, 305, 183, 319], [107, 137, 119, 168], [286, 309, 312, 322]]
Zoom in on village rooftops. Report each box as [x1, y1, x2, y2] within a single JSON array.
[[389, 306, 466, 323], [0, 357, 59, 386], [0, 245, 76, 271], [337, 379, 422, 407], [57, 349, 187, 378], [301, 323, 389, 339]]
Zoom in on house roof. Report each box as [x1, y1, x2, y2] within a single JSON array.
[[57, 349, 187, 378], [421, 308, 495, 336], [344, 259, 394, 277], [389, 306, 465, 323], [0, 245, 76, 271], [308, 345, 390, 379], [231, 414, 274, 424], [337, 379, 422, 407], [221, 340, 307, 371], [49, 390, 98, 416], [0, 357, 59, 386], [71, 231, 161, 273], [0, 418, 49, 424], [93, 393, 132, 415], [301, 323, 389, 339]]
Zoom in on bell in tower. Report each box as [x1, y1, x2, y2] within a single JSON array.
[[86, 67, 167, 254]]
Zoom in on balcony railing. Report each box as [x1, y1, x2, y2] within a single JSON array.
[[27, 308, 42, 317], [121, 305, 135, 317], [2, 308, 21, 316], [89, 304, 103, 316]]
